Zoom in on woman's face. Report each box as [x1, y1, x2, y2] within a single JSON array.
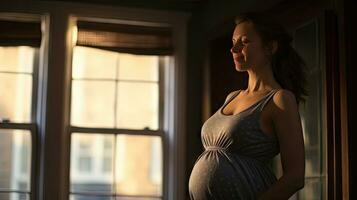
[[231, 21, 270, 71]]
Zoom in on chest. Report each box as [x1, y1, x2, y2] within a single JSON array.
[[221, 97, 277, 138]]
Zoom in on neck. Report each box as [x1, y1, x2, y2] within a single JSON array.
[[245, 64, 280, 93]]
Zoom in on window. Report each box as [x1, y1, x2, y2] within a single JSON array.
[[0, 8, 187, 200], [0, 17, 42, 200], [69, 20, 172, 200], [293, 20, 326, 200], [273, 19, 327, 199]]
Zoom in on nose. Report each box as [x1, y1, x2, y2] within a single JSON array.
[[230, 42, 243, 53]]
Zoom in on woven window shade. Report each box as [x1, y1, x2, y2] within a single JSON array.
[[0, 20, 41, 47], [76, 21, 173, 55]]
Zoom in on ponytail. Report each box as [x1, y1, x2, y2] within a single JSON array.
[[272, 42, 308, 104]]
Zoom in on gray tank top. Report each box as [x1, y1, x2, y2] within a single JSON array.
[[189, 89, 280, 200]]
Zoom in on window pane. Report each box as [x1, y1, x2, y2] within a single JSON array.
[[116, 135, 162, 196], [300, 72, 322, 177], [117, 82, 158, 130], [293, 20, 325, 200], [70, 195, 161, 200], [71, 80, 115, 127], [70, 194, 114, 200], [0, 129, 31, 191], [72, 46, 117, 79], [0, 46, 34, 73], [70, 134, 162, 196], [116, 197, 161, 200], [0, 73, 32, 123], [295, 20, 323, 179], [78, 157, 92, 172], [71, 133, 115, 194], [273, 20, 326, 200], [118, 54, 158, 81], [296, 177, 325, 200], [0, 192, 30, 200]]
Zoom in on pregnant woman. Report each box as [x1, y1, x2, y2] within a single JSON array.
[[189, 12, 307, 200]]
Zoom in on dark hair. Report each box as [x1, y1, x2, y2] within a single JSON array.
[[235, 12, 308, 104]]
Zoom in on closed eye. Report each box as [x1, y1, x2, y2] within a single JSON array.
[[242, 40, 250, 44]]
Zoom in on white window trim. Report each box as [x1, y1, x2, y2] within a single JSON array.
[[0, 2, 189, 200]]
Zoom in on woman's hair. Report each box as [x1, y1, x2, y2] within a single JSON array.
[[235, 12, 308, 104]]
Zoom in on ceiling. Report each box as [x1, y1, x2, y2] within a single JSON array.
[[39, 0, 205, 11]]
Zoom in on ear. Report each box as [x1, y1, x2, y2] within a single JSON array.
[[264, 40, 278, 56], [271, 40, 278, 55]]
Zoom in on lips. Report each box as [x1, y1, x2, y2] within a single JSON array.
[[233, 55, 244, 63]]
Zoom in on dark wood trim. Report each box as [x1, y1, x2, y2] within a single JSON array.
[[70, 126, 165, 136], [324, 10, 347, 200], [41, 11, 71, 200], [338, 0, 351, 198]]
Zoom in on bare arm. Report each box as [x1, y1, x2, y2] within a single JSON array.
[[258, 89, 305, 200]]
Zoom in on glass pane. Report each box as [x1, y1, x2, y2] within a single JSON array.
[[295, 177, 324, 200], [0, 192, 30, 200], [0, 46, 34, 73], [116, 82, 158, 130], [294, 20, 325, 200], [300, 71, 322, 177], [116, 135, 162, 196], [71, 80, 115, 127], [0, 73, 32, 123], [118, 54, 158, 81], [298, 29, 323, 177], [72, 46, 117, 79], [70, 134, 162, 197], [0, 129, 31, 191], [70, 133, 115, 194], [70, 194, 114, 200], [274, 21, 326, 200], [116, 197, 161, 200]]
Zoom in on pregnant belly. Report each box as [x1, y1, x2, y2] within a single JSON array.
[[188, 150, 276, 199], [189, 151, 242, 189]]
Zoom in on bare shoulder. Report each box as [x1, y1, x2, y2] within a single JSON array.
[[272, 89, 298, 112], [224, 90, 239, 103]]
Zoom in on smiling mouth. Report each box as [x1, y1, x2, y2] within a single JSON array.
[[234, 56, 244, 63]]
